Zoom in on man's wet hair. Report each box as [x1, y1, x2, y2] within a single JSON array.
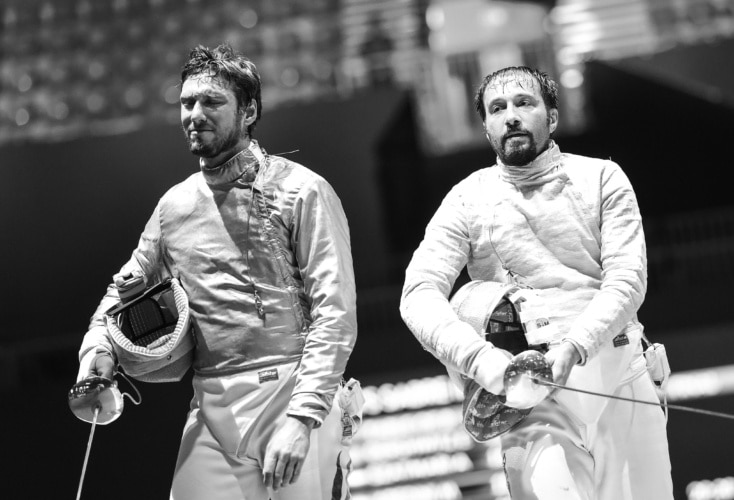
[[181, 43, 262, 135], [474, 67, 558, 121]]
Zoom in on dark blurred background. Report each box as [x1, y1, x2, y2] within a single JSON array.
[[2, 0, 734, 499]]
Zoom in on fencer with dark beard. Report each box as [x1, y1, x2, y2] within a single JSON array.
[[400, 67, 673, 499]]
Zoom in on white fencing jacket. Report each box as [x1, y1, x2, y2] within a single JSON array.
[[401, 141, 647, 424]]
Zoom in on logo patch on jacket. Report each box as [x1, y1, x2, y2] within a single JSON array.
[[613, 333, 629, 348], [258, 368, 279, 383]]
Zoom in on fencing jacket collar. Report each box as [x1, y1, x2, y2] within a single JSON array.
[[497, 140, 563, 187], [200, 140, 263, 187]]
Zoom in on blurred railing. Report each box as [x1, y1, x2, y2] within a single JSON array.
[[551, 0, 734, 65], [4, 0, 734, 152], [0, 0, 429, 145]]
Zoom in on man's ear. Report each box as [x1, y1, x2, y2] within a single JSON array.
[[243, 98, 258, 126], [549, 108, 559, 134]]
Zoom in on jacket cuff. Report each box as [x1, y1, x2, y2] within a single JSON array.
[[561, 338, 588, 366], [79, 325, 114, 360], [77, 348, 115, 382], [287, 393, 330, 428]]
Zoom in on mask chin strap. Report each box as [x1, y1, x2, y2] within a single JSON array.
[[68, 373, 142, 500]]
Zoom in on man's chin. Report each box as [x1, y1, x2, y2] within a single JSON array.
[[188, 142, 216, 158], [501, 146, 536, 167]]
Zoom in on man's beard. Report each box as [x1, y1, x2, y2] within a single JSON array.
[[495, 134, 539, 166], [490, 119, 553, 166], [184, 118, 244, 159]]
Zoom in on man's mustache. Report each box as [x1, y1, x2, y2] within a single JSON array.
[[503, 130, 531, 144]]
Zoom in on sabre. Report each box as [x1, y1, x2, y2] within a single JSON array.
[[504, 350, 734, 421], [67, 375, 141, 499]]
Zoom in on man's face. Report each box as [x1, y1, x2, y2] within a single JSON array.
[[180, 74, 248, 161], [481, 76, 558, 166]]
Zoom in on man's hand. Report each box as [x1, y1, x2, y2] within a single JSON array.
[[544, 341, 581, 390], [262, 415, 314, 491], [91, 353, 116, 380]]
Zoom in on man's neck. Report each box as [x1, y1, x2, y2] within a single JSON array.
[[522, 140, 553, 167], [199, 137, 252, 170]]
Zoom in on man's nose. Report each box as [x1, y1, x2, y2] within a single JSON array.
[[190, 101, 206, 124], [505, 104, 520, 128]]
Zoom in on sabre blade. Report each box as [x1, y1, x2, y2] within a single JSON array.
[[76, 405, 100, 500], [531, 377, 734, 421]]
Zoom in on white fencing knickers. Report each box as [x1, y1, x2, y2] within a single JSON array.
[[170, 361, 354, 500], [500, 353, 673, 500]]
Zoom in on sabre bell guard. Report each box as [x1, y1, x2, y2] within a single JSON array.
[[68, 376, 124, 425]]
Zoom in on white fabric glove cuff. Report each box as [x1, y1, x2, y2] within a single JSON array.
[[76, 348, 114, 382], [472, 346, 513, 395]]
